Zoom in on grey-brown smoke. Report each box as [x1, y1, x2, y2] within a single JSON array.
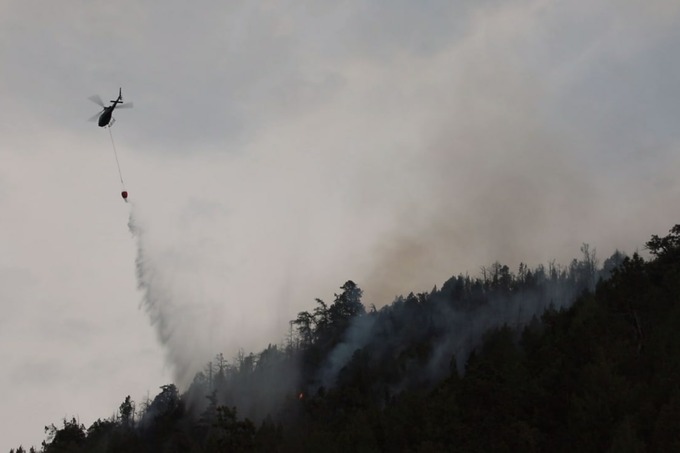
[[355, 1, 680, 304], [124, 0, 679, 396]]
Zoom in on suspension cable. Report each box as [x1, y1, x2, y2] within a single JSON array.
[[108, 126, 125, 188]]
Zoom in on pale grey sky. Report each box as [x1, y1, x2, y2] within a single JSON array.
[[2, 0, 679, 449]]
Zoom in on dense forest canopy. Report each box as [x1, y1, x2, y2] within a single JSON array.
[[11, 225, 680, 452]]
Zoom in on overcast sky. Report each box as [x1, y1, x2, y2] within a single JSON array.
[[2, 0, 679, 449]]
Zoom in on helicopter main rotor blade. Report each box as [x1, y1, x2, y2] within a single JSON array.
[[87, 95, 105, 107], [87, 110, 103, 122], [117, 102, 134, 109]]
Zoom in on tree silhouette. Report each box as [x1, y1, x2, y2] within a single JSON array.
[[16, 226, 680, 452]]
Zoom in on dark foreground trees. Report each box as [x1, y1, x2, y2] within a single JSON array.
[[16, 226, 680, 452]]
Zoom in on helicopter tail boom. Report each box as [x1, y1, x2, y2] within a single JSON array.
[[110, 88, 123, 103]]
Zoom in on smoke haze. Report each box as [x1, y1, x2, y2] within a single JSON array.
[[2, 1, 680, 448], [115, 0, 679, 387]]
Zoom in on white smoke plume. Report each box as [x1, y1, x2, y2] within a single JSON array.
[[119, 0, 679, 390]]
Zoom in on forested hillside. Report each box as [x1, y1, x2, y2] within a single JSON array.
[[12, 226, 680, 452]]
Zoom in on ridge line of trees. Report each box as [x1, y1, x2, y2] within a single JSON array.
[[13, 225, 680, 452]]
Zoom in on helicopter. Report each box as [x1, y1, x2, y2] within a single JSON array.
[[88, 88, 133, 127]]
